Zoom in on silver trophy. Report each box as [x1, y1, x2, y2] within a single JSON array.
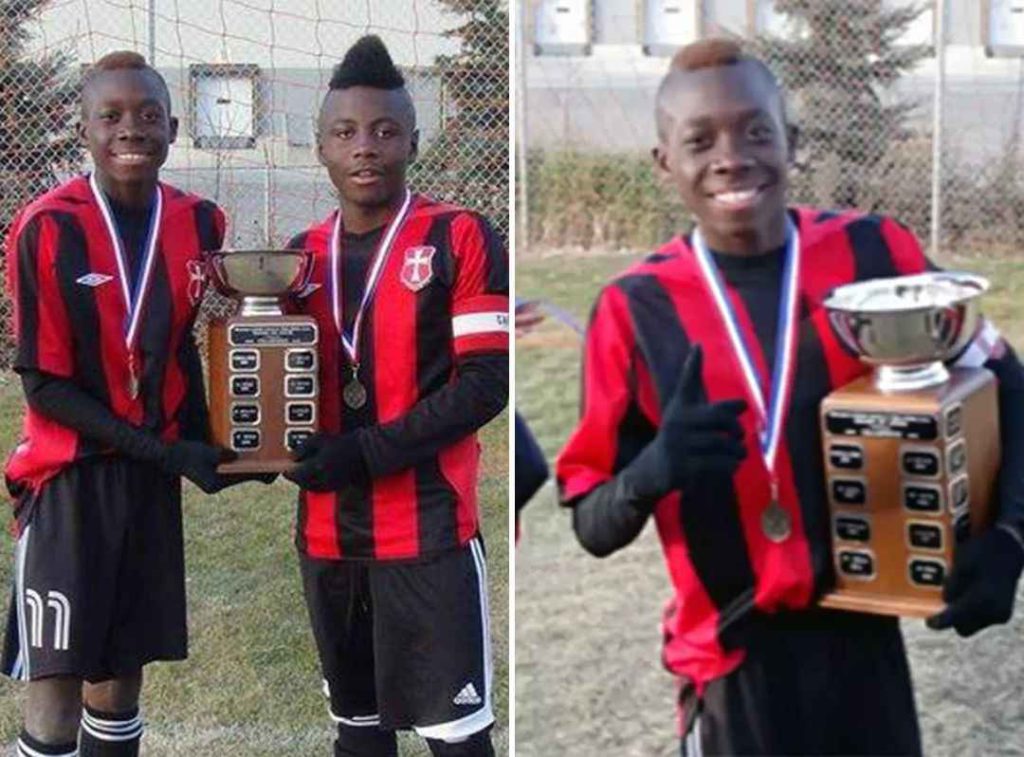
[[204, 248, 320, 473], [818, 270, 1000, 617], [824, 271, 989, 392]]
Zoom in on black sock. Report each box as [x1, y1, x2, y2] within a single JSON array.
[[17, 729, 78, 756], [78, 705, 142, 756], [426, 727, 495, 757], [334, 722, 397, 757]]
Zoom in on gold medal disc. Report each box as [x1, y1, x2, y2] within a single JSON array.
[[761, 499, 792, 543]]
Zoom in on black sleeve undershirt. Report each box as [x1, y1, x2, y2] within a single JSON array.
[[572, 246, 1024, 556], [572, 246, 786, 556], [339, 227, 509, 478], [19, 194, 194, 461]]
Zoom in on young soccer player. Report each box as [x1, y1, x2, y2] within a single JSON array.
[[282, 36, 508, 757], [557, 38, 1024, 755], [2, 51, 240, 756]]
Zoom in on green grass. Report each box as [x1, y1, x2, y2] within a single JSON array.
[[0, 377, 508, 756]]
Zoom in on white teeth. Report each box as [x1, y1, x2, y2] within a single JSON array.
[[714, 189, 759, 205], [114, 154, 149, 164]]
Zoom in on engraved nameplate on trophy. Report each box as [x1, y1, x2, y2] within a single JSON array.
[[205, 249, 320, 473], [818, 272, 1001, 618]]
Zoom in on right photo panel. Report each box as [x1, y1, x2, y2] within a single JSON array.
[[515, 1, 1024, 755]]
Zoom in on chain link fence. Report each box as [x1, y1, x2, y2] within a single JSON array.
[[1, 0, 509, 367], [519, 0, 1024, 257]]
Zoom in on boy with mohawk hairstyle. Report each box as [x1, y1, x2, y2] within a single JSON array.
[[557, 37, 1024, 754], [1, 51, 243, 756], [282, 35, 508, 757]]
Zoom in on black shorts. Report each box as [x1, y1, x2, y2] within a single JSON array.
[[680, 608, 921, 756], [1, 457, 187, 683], [300, 537, 494, 740]]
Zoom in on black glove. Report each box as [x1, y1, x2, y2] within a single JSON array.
[[214, 471, 279, 489], [161, 440, 238, 494], [926, 525, 1024, 637], [282, 432, 369, 492], [624, 345, 747, 500]]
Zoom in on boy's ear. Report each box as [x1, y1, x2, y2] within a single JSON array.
[[652, 143, 670, 180], [786, 124, 799, 163], [409, 129, 419, 162]]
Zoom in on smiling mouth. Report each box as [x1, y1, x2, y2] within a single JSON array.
[[111, 153, 154, 165], [710, 186, 768, 209]]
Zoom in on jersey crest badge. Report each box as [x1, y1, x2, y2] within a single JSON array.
[[186, 259, 206, 306], [400, 246, 436, 292]]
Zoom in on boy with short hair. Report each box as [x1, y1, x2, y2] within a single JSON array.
[[557, 38, 1024, 754], [2, 51, 238, 756]]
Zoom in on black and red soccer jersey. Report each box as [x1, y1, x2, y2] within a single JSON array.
[[288, 194, 508, 561], [4, 175, 224, 496], [557, 207, 967, 689]]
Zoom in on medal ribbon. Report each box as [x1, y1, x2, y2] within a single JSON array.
[[330, 189, 413, 362], [89, 172, 164, 358], [691, 219, 801, 475]]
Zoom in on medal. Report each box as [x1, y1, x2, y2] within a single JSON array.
[[127, 354, 141, 400], [331, 190, 413, 408], [761, 481, 792, 543], [343, 367, 367, 409], [89, 173, 163, 402], [692, 220, 801, 544]]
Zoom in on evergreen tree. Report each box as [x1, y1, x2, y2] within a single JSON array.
[[753, 0, 930, 208], [412, 0, 508, 232], [0, 0, 81, 240]]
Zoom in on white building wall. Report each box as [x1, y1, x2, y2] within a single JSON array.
[[29, 0, 461, 68]]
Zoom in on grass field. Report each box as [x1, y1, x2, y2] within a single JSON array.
[[516, 248, 1024, 756], [0, 376, 509, 756]]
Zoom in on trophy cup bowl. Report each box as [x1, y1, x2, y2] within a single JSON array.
[[205, 249, 313, 313], [203, 249, 320, 473], [823, 272, 989, 392], [818, 269, 1000, 619]]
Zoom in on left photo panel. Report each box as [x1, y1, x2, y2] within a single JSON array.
[[0, 1, 510, 755]]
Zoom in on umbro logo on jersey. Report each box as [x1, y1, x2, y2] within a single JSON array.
[[453, 682, 482, 706], [76, 272, 114, 287]]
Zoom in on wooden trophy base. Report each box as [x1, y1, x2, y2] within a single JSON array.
[[818, 368, 1000, 618], [208, 315, 320, 473]]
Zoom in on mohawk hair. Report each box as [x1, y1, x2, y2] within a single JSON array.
[[655, 37, 785, 140], [667, 37, 779, 89], [671, 38, 748, 71], [329, 35, 405, 91], [81, 50, 172, 113]]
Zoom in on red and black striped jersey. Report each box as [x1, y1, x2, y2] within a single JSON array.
[[557, 208, 942, 690], [4, 175, 224, 494], [287, 193, 508, 561]]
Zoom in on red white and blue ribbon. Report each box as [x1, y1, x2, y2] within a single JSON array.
[[330, 189, 413, 362], [691, 219, 801, 477], [88, 172, 164, 357]]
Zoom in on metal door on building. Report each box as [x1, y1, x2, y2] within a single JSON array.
[[986, 0, 1024, 55], [643, 0, 700, 56], [534, 0, 590, 55]]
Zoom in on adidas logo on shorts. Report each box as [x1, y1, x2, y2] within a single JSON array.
[[453, 682, 482, 706]]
